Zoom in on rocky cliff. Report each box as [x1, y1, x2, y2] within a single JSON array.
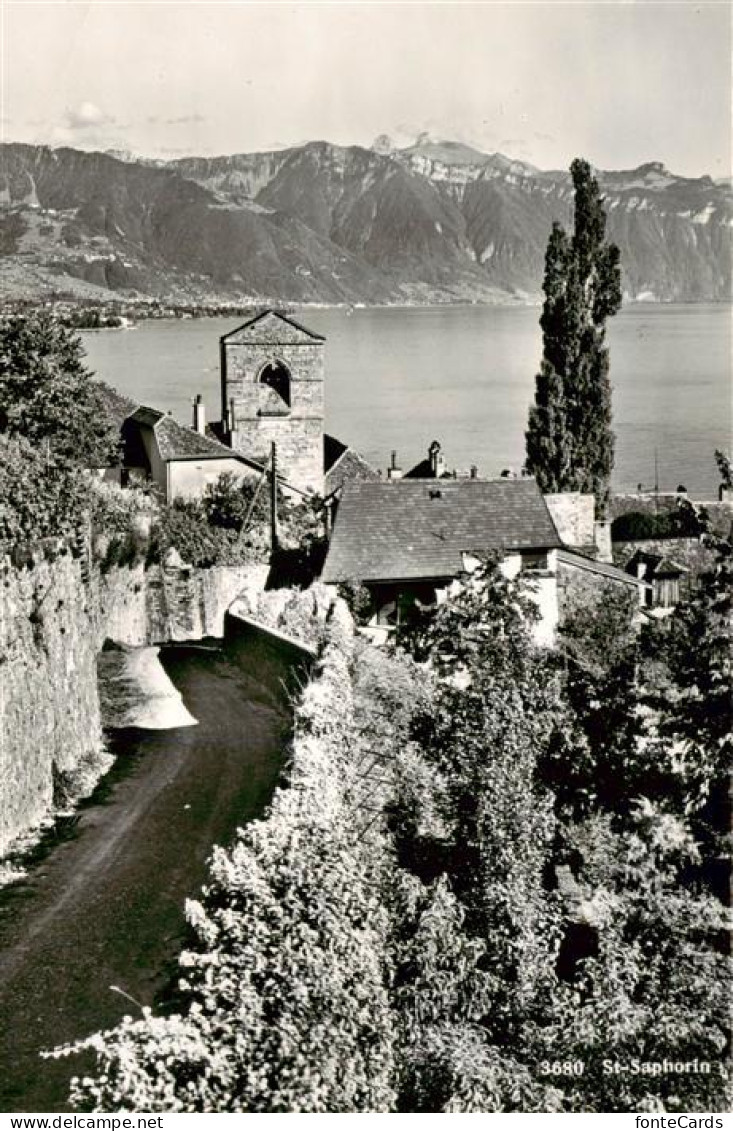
[[0, 544, 268, 854], [1, 140, 730, 305]]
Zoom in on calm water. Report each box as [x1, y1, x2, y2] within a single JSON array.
[[82, 304, 731, 497]]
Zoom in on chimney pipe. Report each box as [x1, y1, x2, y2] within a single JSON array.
[[387, 450, 403, 480], [228, 397, 237, 445], [470, 465, 478, 479], [192, 394, 206, 435]]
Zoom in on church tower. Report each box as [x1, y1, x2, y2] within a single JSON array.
[[220, 309, 325, 494]]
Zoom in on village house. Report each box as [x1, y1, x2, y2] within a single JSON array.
[[97, 385, 264, 502], [625, 549, 689, 612], [320, 476, 648, 646], [97, 309, 378, 503], [94, 308, 672, 646]]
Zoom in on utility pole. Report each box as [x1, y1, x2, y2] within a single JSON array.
[[270, 441, 278, 553]]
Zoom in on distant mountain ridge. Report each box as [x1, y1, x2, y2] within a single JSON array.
[[1, 139, 730, 305]]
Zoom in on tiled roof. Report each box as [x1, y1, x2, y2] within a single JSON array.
[[154, 415, 249, 462], [95, 382, 139, 429], [94, 381, 262, 468], [322, 478, 561, 583], [557, 548, 649, 588], [625, 549, 688, 577], [130, 405, 165, 428], [324, 446, 381, 497], [654, 557, 688, 575]]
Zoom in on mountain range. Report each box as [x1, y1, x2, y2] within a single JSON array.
[[1, 138, 730, 305]]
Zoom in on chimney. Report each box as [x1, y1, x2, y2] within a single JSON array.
[[470, 465, 478, 479], [192, 394, 206, 435], [594, 519, 613, 563], [387, 450, 403, 480], [428, 440, 444, 478]]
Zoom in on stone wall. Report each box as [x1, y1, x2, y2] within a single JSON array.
[[555, 556, 640, 622], [1, 550, 105, 854], [0, 548, 269, 854], [234, 415, 323, 495], [96, 556, 269, 647], [225, 334, 324, 494]]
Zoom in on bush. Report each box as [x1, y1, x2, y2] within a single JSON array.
[[202, 471, 268, 531], [53, 612, 398, 1113], [0, 434, 89, 546], [148, 497, 268, 568], [611, 508, 699, 541], [90, 480, 157, 537], [48, 548, 730, 1113], [337, 580, 373, 625], [98, 529, 149, 574]]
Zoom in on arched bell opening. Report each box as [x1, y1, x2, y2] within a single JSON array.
[[258, 360, 292, 410]]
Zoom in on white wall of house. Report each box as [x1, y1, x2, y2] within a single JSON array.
[[168, 458, 259, 501], [528, 571, 559, 647], [497, 549, 559, 646]]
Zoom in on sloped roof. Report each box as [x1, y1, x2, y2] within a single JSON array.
[[654, 557, 688, 576], [324, 445, 381, 498], [95, 382, 139, 429], [130, 405, 165, 428], [557, 548, 650, 588], [154, 415, 253, 463], [324, 433, 348, 473], [220, 308, 325, 345], [625, 549, 688, 577], [322, 478, 561, 583]]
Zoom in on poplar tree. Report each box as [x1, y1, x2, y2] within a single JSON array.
[[525, 159, 622, 510]]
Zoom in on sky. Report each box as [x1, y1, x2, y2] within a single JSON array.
[[2, 1, 730, 178]]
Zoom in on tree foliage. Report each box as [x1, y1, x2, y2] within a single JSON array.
[[0, 311, 120, 467], [202, 470, 269, 531], [525, 159, 622, 510], [52, 552, 729, 1113], [0, 433, 89, 545], [714, 448, 732, 489]]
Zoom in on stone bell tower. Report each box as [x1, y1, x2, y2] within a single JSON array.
[[220, 309, 325, 494]]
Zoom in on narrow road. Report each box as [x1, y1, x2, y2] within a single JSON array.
[[0, 630, 304, 1112]]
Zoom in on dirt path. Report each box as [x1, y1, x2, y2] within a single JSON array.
[[0, 634, 300, 1112]]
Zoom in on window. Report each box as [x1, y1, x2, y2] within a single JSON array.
[[374, 583, 438, 627], [258, 360, 291, 411]]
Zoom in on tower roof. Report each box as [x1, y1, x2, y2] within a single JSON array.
[[220, 308, 325, 346]]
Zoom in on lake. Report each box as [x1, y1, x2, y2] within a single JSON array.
[[81, 303, 731, 497]]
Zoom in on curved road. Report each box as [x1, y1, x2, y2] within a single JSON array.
[[0, 631, 303, 1112]]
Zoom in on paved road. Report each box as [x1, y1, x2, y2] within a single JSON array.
[[0, 632, 302, 1112]]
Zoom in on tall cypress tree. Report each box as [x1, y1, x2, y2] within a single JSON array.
[[525, 159, 622, 510]]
